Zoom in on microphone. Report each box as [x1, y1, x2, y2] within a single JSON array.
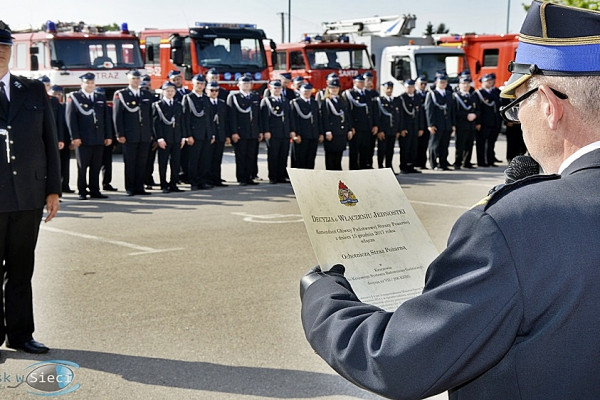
[[504, 155, 540, 184]]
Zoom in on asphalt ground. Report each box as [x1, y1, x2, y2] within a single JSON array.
[[0, 138, 509, 399]]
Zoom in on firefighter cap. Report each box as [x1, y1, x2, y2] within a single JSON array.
[[207, 81, 219, 89], [192, 74, 206, 83], [363, 71, 374, 79], [327, 78, 340, 88], [79, 73, 95, 81], [0, 21, 13, 46], [293, 76, 305, 83], [238, 75, 252, 83], [353, 74, 365, 81], [502, 0, 600, 98], [300, 83, 313, 91], [49, 85, 63, 93], [38, 76, 51, 84], [269, 80, 282, 88], [168, 70, 182, 78], [206, 68, 218, 76], [326, 73, 339, 82], [382, 81, 394, 87], [161, 81, 176, 90], [127, 70, 141, 78], [279, 72, 292, 81]]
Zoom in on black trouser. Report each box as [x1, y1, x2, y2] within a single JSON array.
[[354, 129, 373, 169], [60, 146, 71, 191], [158, 143, 181, 189], [377, 135, 395, 169], [325, 151, 343, 170], [293, 139, 318, 169], [455, 124, 476, 167], [348, 134, 359, 170], [400, 130, 418, 171], [487, 128, 500, 163], [210, 140, 225, 184], [145, 143, 157, 186], [429, 129, 451, 169], [267, 137, 290, 182], [75, 145, 103, 195], [179, 145, 190, 183], [123, 141, 150, 192], [188, 139, 213, 187], [476, 126, 492, 166], [101, 144, 114, 187], [0, 208, 43, 345], [416, 130, 430, 168], [505, 124, 527, 162], [234, 138, 258, 183]]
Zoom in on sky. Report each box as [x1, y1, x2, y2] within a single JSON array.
[[5, 0, 528, 40]]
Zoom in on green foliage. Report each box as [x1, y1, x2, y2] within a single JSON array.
[[423, 21, 450, 35], [523, 0, 600, 11]]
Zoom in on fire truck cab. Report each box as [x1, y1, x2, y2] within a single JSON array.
[[437, 34, 519, 88], [10, 21, 144, 99], [141, 22, 274, 93], [268, 35, 375, 91]]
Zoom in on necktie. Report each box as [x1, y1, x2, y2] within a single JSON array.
[[0, 82, 9, 116]]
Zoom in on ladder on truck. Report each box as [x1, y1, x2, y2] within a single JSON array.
[[322, 15, 416, 37]]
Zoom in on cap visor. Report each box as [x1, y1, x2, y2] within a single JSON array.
[[500, 73, 532, 99]]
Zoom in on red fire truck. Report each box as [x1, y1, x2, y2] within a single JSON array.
[[10, 21, 144, 99], [140, 22, 275, 92], [268, 34, 375, 91], [437, 34, 519, 88]]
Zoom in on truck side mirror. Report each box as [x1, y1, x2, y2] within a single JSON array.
[[170, 34, 184, 65], [269, 40, 277, 51], [184, 66, 193, 81], [475, 61, 481, 74], [371, 54, 376, 67], [30, 46, 39, 71], [147, 45, 154, 62]]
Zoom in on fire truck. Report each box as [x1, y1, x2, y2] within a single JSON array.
[[322, 15, 468, 96], [268, 35, 375, 91], [140, 22, 275, 92], [437, 34, 519, 88], [10, 21, 144, 100]]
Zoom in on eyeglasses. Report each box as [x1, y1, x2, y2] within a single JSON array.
[[209, 89, 219, 92], [500, 86, 568, 123]]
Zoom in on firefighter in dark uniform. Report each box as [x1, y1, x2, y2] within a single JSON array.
[[141, 74, 160, 190], [474, 74, 502, 167], [227, 75, 262, 185], [315, 73, 338, 105], [453, 75, 480, 169], [154, 81, 184, 193], [374, 81, 400, 171], [320, 78, 353, 170], [425, 73, 455, 170], [415, 75, 429, 169], [113, 69, 154, 196], [397, 79, 423, 173], [183, 73, 214, 190], [343, 74, 377, 170], [48, 85, 73, 193], [93, 86, 118, 192], [206, 68, 229, 102], [290, 83, 321, 169], [206, 81, 229, 186], [66, 73, 112, 200], [261, 80, 291, 183], [168, 69, 192, 183]]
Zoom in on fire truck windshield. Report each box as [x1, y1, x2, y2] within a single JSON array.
[[195, 37, 266, 71], [50, 39, 144, 70], [415, 53, 466, 84], [306, 48, 372, 70]]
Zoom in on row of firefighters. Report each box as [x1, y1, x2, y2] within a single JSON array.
[[43, 67, 525, 199]]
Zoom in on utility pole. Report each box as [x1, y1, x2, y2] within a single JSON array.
[[277, 12, 285, 42], [288, 0, 291, 42], [506, 0, 511, 34]]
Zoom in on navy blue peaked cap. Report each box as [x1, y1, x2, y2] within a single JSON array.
[[502, 0, 600, 98]]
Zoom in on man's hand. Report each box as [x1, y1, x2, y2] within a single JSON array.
[[45, 193, 60, 223], [428, 126, 437, 134], [104, 138, 112, 146], [117, 136, 126, 144], [231, 133, 240, 143], [72, 139, 82, 147], [187, 136, 195, 146], [300, 264, 353, 300], [58, 141, 65, 150]]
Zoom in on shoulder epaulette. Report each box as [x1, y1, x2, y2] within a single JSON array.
[[471, 174, 561, 210]]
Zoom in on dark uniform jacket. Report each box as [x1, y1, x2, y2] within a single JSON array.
[[0, 75, 61, 212], [174, 87, 191, 103], [397, 93, 423, 132], [453, 90, 480, 130], [373, 95, 400, 136], [343, 88, 374, 131], [301, 149, 600, 399], [113, 87, 154, 143], [474, 87, 501, 129], [66, 90, 112, 145], [320, 96, 352, 153], [425, 89, 455, 131], [290, 97, 321, 140], [182, 93, 213, 141], [48, 95, 66, 143], [260, 96, 290, 139], [207, 97, 228, 142], [227, 91, 261, 139], [153, 99, 183, 145]]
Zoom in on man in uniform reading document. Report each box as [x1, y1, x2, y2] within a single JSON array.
[[300, 2, 600, 398]]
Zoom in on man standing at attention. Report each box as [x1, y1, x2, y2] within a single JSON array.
[[0, 21, 60, 354]]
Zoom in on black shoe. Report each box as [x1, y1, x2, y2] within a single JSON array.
[[494, 158, 503, 163], [90, 193, 109, 199], [7, 339, 50, 354], [126, 191, 135, 196], [170, 187, 185, 192], [62, 187, 75, 194], [78, 194, 88, 200], [200, 184, 213, 190], [269, 179, 278, 184], [214, 182, 228, 187], [103, 185, 118, 191], [463, 164, 475, 169], [454, 165, 462, 170], [161, 188, 170, 193], [247, 180, 259, 185], [135, 190, 152, 195], [190, 185, 200, 191], [488, 163, 498, 167]]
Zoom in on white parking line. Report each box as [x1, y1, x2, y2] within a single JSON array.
[[40, 226, 183, 256]]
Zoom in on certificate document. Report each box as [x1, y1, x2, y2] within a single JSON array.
[[289, 168, 439, 311]]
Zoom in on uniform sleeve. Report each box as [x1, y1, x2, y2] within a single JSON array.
[[424, 92, 435, 128], [65, 95, 80, 141], [39, 84, 61, 196], [226, 93, 238, 136], [112, 92, 124, 139], [301, 209, 523, 400], [260, 98, 270, 133]]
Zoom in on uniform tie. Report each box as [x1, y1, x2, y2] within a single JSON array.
[[0, 82, 9, 116]]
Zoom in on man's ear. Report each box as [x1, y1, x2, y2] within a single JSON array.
[[538, 84, 564, 130]]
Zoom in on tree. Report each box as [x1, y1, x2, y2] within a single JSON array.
[[423, 21, 450, 35], [523, 0, 600, 11], [423, 22, 434, 36]]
